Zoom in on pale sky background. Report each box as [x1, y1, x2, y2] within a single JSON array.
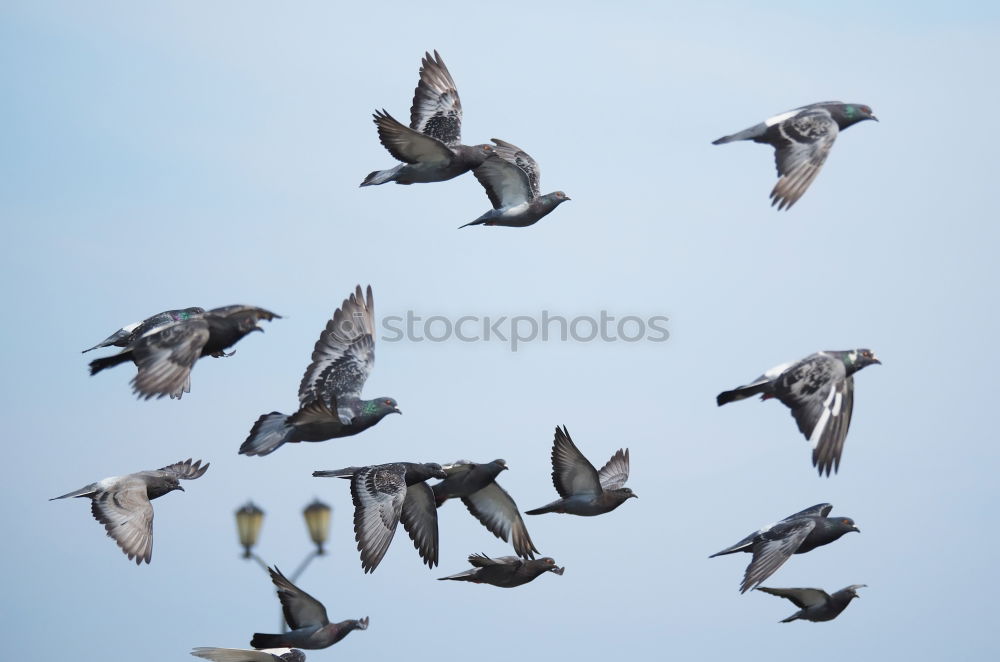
[[3, 2, 999, 660]]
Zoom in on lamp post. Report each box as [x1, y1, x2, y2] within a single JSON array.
[[234, 499, 331, 582]]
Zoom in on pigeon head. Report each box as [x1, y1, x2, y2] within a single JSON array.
[[355, 616, 370, 630], [419, 463, 448, 480], [538, 557, 565, 575], [833, 103, 877, 128], [608, 487, 638, 506], [550, 191, 571, 203], [147, 474, 185, 499], [840, 584, 866, 599], [843, 348, 881, 373], [369, 397, 402, 418], [832, 517, 860, 535], [487, 458, 509, 474]]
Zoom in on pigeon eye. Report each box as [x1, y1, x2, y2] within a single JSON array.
[[384, 399, 392, 405]]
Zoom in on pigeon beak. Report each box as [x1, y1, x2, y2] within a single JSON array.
[[851, 525, 860, 533], [551, 566, 565, 575], [393, 406, 402, 415], [630, 493, 639, 499], [177, 485, 185, 492], [252, 325, 264, 334], [870, 115, 879, 122]]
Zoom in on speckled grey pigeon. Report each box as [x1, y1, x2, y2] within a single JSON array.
[[313, 462, 447, 573], [82, 307, 205, 353], [361, 51, 494, 186], [438, 553, 564, 588], [717, 349, 881, 476], [192, 647, 305, 662], [50, 459, 209, 564], [433, 460, 537, 559], [240, 286, 399, 457], [525, 426, 636, 516], [460, 139, 570, 228], [757, 584, 866, 622], [250, 567, 368, 650], [709, 504, 859, 593], [88, 305, 280, 400], [712, 102, 877, 210]]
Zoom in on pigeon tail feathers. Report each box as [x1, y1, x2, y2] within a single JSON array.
[[240, 412, 296, 456], [88, 352, 132, 375], [524, 500, 563, 515], [360, 165, 403, 187], [717, 382, 769, 406], [249, 633, 287, 649], [712, 122, 767, 145]]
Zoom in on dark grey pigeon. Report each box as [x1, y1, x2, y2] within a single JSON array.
[[709, 504, 859, 593], [250, 567, 368, 650], [433, 460, 538, 559], [240, 285, 400, 457], [361, 51, 494, 186], [51, 459, 209, 564], [525, 426, 636, 516], [438, 553, 564, 588], [192, 647, 305, 662], [82, 307, 205, 353], [88, 305, 280, 400], [712, 102, 877, 210], [717, 349, 881, 476], [313, 462, 447, 573], [460, 139, 570, 228], [757, 584, 866, 622]]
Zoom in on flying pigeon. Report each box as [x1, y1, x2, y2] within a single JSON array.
[[709, 503, 859, 593], [525, 426, 636, 516], [438, 553, 564, 588], [82, 307, 205, 353], [460, 139, 570, 228], [361, 51, 494, 186], [712, 102, 877, 210], [432, 459, 538, 559], [240, 285, 400, 457], [192, 648, 305, 662], [88, 305, 280, 400], [50, 458, 209, 564], [313, 462, 447, 573], [250, 567, 368, 650], [757, 584, 866, 622], [716, 349, 881, 476]]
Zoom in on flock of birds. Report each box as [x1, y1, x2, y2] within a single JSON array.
[[53, 51, 882, 661]]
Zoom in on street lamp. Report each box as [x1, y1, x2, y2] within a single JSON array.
[[234, 499, 331, 581]]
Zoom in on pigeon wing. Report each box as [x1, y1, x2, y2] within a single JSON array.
[[777, 356, 853, 476], [811, 377, 854, 476], [409, 51, 463, 146], [740, 520, 815, 593], [298, 285, 376, 406], [473, 140, 539, 209], [158, 458, 210, 481], [400, 482, 439, 568], [91, 478, 154, 564], [350, 464, 407, 573], [373, 109, 454, 165], [757, 586, 830, 609], [597, 448, 630, 490], [770, 109, 839, 210], [268, 566, 329, 629], [550, 425, 602, 497], [781, 503, 833, 521], [129, 318, 210, 399], [462, 482, 538, 559]]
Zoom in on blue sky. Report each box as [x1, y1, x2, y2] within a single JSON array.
[[3, 2, 998, 660]]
